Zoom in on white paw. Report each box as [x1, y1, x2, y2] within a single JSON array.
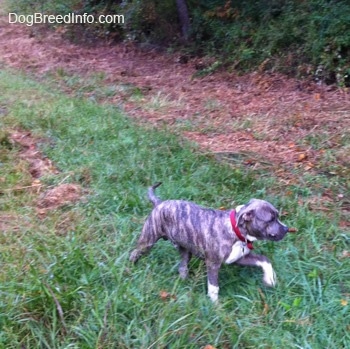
[[263, 270, 276, 287], [208, 283, 219, 303], [257, 261, 276, 287]]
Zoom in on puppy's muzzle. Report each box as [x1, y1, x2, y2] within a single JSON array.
[[268, 225, 289, 241]]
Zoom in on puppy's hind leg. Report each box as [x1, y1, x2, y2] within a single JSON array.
[[129, 219, 160, 263], [178, 247, 192, 279]]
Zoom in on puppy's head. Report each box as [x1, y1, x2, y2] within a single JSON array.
[[237, 199, 289, 241]]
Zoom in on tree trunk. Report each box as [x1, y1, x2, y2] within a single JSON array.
[[175, 0, 190, 40]]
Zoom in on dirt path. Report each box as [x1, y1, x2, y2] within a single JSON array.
[[1, 16, 349, 174]]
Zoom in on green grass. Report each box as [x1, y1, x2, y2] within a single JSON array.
[[0, 68, 349, 348]]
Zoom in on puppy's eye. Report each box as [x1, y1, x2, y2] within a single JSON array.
[[269, 214, 277, 223]]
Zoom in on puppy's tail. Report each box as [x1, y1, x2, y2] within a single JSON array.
[[148, 182, 163, 207]]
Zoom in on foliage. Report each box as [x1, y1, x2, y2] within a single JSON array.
[[6, 0, 350, 83], [190, 0, 350, 85], [0, 68, 349, 348], [121, 0, 180, 43], [8, 0, 81, 15]]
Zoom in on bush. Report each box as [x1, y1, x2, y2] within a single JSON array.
[[189, 0, 350, 85], [7, 0, 350, 84]]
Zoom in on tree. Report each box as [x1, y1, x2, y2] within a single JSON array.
[[175, 0, 190, 40]]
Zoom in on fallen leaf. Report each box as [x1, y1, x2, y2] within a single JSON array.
[[340, 299, 348, 306], [297, 153, 307, 162], [341, 251, 350, 258], [159, 290, 177, 301], [340, 221, 350, 228], [244, 158, 256, 165], [263, 302, 269, 315], [203, 345, 217, 349], [159, 290, 170, 300], [32, 179, 41, 186]]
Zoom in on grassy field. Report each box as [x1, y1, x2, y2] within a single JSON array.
[[0, 68, 349, 348]]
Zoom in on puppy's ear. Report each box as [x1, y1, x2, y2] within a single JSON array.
[[237, 209, 255, 225], [242, 209, 255, 221]]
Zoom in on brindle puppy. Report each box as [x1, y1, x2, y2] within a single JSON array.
[[130, 183, 289, 302]]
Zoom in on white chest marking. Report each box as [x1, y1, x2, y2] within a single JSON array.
[[225, 241, 250, 264]]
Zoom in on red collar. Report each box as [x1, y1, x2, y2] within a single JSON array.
[[230, 210, 254, 250]]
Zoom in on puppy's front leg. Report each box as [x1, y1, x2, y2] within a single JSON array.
[[206, 262, 221, 302], [236, 254, 276, 287]]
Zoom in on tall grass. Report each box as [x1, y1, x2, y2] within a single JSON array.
[[0, 69, 349, 348]]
